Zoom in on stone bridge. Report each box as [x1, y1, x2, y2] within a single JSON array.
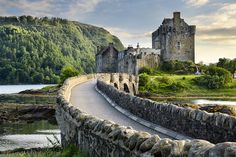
[[56, 73, 236, 157], [96, 73, 139, 95]]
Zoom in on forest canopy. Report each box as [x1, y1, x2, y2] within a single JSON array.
[[0, 16, 124, 84]]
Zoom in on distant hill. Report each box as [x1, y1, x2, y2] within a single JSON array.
[[0, 16, 124, 84]]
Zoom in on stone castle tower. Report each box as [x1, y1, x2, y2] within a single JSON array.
[[152, 12, 196, 62]]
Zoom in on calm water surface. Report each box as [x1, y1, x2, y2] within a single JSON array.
[[192, 99, 236, 106], [0, 84, 55, 94], [0, 121, 60, 151]]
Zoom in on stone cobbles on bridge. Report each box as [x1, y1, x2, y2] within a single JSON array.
[[56, 74, 236, 157]]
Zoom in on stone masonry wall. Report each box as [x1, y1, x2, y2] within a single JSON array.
[[56, 74, 236, 157], [97, 80, 236, 144]]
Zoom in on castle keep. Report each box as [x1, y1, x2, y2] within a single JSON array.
[[96, 12, 195, 75], [152, 12, 196, 62]]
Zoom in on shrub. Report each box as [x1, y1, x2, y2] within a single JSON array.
[[160, 60, 195, 74], [205, 66, 232, 83], [60, 65, 80, 85], [139, 67, 152, 75], [139, 67, 158, 75], [157, 76, 173, 84], [166, 81, 187, 91], [194, 66, 233, 89], [157, 76, 187, 91], [139, 73, 150, 87]]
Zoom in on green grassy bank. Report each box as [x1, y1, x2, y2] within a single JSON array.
[[139, 73, 236, 99]]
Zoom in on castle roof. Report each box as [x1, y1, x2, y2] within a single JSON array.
[[96, 43, 119, 56]]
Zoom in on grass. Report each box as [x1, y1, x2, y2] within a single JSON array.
[[38, 85, 59, 94], [0, 145, 88, 157], [139, 73, 236, 100]]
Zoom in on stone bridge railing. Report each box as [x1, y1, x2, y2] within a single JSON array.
[[56, 73, 236, 157]]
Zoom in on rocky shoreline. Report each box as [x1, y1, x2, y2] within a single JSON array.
[[0, 90, 57, 124], [0, 103, 56, 124]]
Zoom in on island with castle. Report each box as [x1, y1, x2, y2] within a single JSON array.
[[96, 12, 196, 75]]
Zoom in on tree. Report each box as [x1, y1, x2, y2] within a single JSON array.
[[60, 66, 80, 85], [217, 58, 236, 76], [0, 16, 124, 84], [194, 66, 233, 89]]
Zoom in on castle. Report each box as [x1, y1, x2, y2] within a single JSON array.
[[96, 12, 196, 75]]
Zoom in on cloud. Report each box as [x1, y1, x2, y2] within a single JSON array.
[[105, 26, 151, 39], [104, 26, 152, 47], [64, 0, 104, 18], [198, 27, 236, 36], [183, 0, 209, 7], [0, 0, 104, 18], [0, 0, 54, 17], [189, 3, 236, 45]]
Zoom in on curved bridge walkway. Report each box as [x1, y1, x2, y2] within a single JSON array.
[[70, 80, 172, 138]]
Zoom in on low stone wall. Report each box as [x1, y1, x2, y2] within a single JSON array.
[[97, 80, 236, 144], [56, 74, 236, 157]]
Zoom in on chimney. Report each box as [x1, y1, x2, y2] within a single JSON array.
[[137, 43, 140, 49], [173, 12, 180, 19]]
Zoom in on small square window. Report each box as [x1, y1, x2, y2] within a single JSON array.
[[177, 42, 181, 50]]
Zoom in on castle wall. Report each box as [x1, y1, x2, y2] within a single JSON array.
[[118, 52, 137, 75], [96, 43, 119, 73], [137, 54, 160, 71], [117, 48, 161, 75]]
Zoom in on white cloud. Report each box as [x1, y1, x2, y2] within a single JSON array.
[[104, 26, 152, 47], [0, 0, 104, 18], [189, 3, 236, 45], [65, 0, 104, 18], [0, 0, 54, 17], [192, 3, 236, 29], [183, 0, 209, 7], [106, 27, 151, 39]]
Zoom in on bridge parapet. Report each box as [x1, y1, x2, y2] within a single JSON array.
[[57, 73, 236, 157], [97, 73, 139, 95]]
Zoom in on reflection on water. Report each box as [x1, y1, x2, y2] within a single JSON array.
[[0, 121, 60, 151], [152, 97, 236, 106], [192, 99, 236, 106]]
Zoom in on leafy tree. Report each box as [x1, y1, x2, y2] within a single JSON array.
[[217, 58, 236, 77], [0, 16, 124, 84], [60, 66, 80, 84], [194, 66, 233, 89], [139, 73, 150, 87]]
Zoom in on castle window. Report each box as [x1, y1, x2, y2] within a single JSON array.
[[177, 42, 181, 50]]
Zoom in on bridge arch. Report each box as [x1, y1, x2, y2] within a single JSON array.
[[124, 83, 130, 93], [132, 83, 136, 94], [114, 83, 118, 89]]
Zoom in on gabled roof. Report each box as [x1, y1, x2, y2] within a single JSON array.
[[96, 43, 119, 56]]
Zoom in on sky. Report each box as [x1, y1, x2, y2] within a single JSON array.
[[0, 0, 235, 63]]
